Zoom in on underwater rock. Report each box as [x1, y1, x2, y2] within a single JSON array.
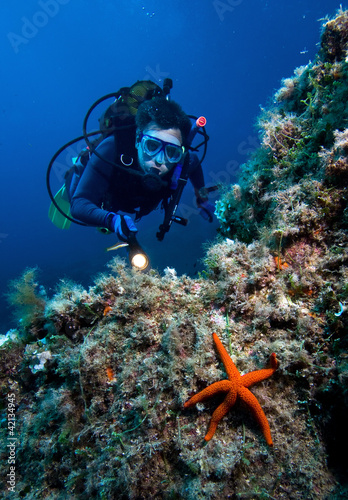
[[321, 9, 348, 62], [29, 349, 52, 374], [216, 9, 348, 248], [1, 8, 348, 499]]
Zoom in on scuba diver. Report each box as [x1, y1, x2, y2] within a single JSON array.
[[47, 79, 215, 268]]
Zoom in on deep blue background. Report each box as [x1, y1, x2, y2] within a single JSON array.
[[0, 0, 342, 332]]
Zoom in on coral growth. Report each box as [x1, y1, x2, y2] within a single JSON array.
[[1, 253, 340, 499], [216, 9, 348, 247], [1, 8, 348, 499]]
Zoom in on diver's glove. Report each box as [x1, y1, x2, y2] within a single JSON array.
[[112, 214, 138, 241], [197, 199, 215, 223]]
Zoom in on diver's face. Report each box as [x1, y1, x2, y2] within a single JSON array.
[[136, 126, 183, 176]]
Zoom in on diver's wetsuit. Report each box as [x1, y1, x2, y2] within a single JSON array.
[[70, 130, 205, 231]]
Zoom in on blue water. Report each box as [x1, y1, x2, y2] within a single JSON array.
[[0, 0, 341, 332]]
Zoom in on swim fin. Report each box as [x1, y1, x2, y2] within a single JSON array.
[[48, 185, 72, 230]]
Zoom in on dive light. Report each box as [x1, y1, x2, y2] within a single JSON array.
[[105, 233, 150, 271], [127, 234, 150, 271]]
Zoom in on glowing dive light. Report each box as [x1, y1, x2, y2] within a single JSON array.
[[105, 234, 150, 271], [128, 235, 149, 271], [120, 233, 148, 271], [130, 251, 149, 271]]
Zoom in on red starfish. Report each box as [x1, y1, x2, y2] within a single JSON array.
[[184, 332, 279, 446]]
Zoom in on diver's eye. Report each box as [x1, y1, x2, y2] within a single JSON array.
[[147, 139, 161, 153], [142, 137, 162, 156], [165, 145, 182, 163], [140, 134, 184, 164]]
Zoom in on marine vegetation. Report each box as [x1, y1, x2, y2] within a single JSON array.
[[1, 8, 348, 499], [5, 267, 46, 333]]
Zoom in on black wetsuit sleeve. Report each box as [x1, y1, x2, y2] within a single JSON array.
[[187, 153, 205, 191], [70, 136, 116, 229]]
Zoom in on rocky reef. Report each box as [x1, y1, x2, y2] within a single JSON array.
[[1, 8, 348, 499]]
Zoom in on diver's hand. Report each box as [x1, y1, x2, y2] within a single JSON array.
[[197, 200, 215, 223], [112, 215, 138, 241]]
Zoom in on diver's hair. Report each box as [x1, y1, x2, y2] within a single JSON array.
[[136, 97, 192, 145]]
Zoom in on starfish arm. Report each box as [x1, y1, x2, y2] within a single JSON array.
[[241, 353, 278, 388], [204, 387, 238, 441], [184, 380, 233, 408], [212, 332, 241, 381], [238, 386, 274, 446]]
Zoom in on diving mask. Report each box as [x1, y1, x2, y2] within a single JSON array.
[[139, 133, 185, 164]]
